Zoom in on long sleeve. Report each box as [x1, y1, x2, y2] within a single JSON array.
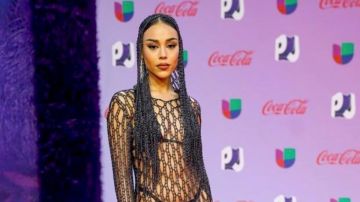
[[107, 93, 135, 202], [190, 97, 213, 202]]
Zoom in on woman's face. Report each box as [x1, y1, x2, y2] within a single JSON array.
[[142, 21, 179, 83]]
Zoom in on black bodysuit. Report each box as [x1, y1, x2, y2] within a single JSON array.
[[107, 89, 212, 202]]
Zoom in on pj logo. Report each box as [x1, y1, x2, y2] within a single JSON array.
[[221, 146, 244, 172], [274, 195, 297, 202], [112, 41, 135, 68], [275, 34, 300, 62], [331, 92, 356, 119], [220, 0, 245, 21]]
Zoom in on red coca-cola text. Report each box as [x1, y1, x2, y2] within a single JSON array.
[[319, 0, 360, 9], [155, 1, 198, 17], [262, 99, 308, 115], [317, 149, 360, 165], [208, 50, 253, 67]]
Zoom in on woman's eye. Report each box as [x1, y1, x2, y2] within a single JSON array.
[[147, 45, 157, 50], [168, 44, 177, 49]]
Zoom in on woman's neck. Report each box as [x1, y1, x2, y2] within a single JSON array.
[[148, 75, 178, 99]]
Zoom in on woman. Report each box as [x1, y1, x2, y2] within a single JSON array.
[[107, 13, 212, 202]]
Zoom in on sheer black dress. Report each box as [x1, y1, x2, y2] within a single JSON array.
[[107, 89, 212, 202]]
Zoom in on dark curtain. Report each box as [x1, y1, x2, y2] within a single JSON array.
[[0, 0, 38, 201], [31, 0, 101, 201]]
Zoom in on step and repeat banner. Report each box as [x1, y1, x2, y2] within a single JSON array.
[[98, 1, 360, 201]]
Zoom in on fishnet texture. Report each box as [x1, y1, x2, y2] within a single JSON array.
[[107, 89, 212, 202]]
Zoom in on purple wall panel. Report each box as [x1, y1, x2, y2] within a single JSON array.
[[98, 1, 360, 201]]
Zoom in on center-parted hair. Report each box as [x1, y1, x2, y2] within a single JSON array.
[[133, 13, 210, 193]]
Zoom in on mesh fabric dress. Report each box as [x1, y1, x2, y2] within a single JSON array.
[[107, 89, 212, 202]]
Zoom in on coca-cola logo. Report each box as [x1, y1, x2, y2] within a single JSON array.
[[319, 0, 360, 9], [208, 50, 253, 67], [316, 149, 360, 165], [262, 99, 308, 115], [155, 1, 199, 17]]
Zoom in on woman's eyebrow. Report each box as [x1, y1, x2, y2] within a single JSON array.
[[166, 38, 178, 42], [144, 38, 178, 43]]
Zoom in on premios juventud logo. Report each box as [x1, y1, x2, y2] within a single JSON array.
[[220, 0, 245, 21], [274, 195, 297, 202], [277, 0, 298, 15], [331, 92, 356, 119], [276, 148, 296, 168], [275, 34, 300, 62], [221, 146, 245, 172], [222, 98, 242, 119], [114, 0, 134, 22], [112, 41, 135, 68], [333, 42, 354, 64]]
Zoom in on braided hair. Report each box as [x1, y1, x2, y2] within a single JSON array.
[[133, 13, 210, 194]]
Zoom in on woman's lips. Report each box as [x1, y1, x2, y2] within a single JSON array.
[[157, 64, 170, 70]]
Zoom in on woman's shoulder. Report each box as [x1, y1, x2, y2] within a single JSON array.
[[110, 88, 135, 107], [112, 88, 135, 98], [188, 95, 201, 112]]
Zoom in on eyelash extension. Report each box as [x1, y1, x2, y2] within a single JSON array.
[[147, 45, 157, 49], [147, 44, 177, 49], [168, 44, 177, 48]]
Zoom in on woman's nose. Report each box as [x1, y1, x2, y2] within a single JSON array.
[[159, 46, 167, 59]]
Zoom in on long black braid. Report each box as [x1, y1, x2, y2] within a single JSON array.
[[133, 13, 211, 196]]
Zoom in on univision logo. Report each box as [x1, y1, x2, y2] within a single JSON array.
[[276, 148, 296, 168], [222, 98, 242, 119], [277, 0, 298, 15], [333, 42, 354, 64], [330, 197, 351, 202], [114, 0, 134, 22]]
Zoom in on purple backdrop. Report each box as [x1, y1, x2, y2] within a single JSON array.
[[98, 1, 360, 201]]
